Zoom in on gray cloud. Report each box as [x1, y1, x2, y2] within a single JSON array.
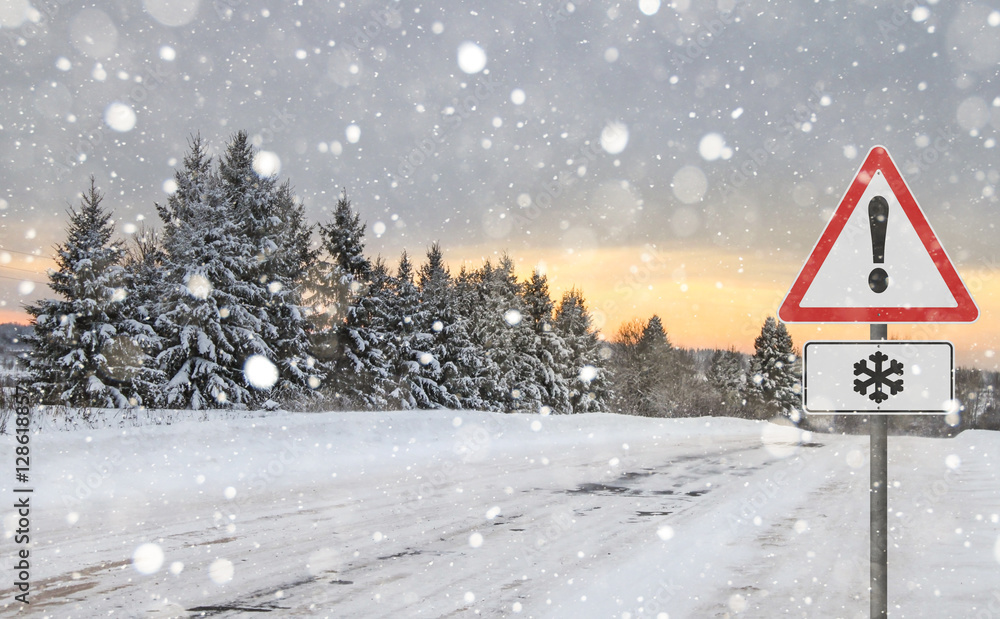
[[1, 0, 998, 311]]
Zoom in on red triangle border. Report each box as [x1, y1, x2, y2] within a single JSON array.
[[778, 146, 978, 323]]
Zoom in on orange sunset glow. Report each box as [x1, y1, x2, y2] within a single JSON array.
[[3, 240, 996, 368], [445, 243, 999, 368]]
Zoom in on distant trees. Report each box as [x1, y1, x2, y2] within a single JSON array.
[[606, 314, 801, 421], [25, 132, 821, 424], [960, 368, 1000, 433], [609, 316, 670, 416], [707, 347, 746, 416], [607, 314, 702, 417]]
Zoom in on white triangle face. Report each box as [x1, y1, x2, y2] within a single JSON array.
[[799, 170, 957, 309]]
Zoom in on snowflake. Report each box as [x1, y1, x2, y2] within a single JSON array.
[[853, 350, 904, 404]]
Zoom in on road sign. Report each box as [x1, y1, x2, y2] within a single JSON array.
[[802, 340, 955, 414], [779, 146, 978, 323]]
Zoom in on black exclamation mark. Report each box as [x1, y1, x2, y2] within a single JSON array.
[[868, 196, 889, 293]]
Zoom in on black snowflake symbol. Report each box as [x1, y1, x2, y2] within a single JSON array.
[[853, 351, 904, 404]]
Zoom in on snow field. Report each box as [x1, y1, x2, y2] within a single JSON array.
[[0, 410, 998, 618]]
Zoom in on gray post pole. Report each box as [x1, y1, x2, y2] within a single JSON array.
[[871, 323, 888, 618]]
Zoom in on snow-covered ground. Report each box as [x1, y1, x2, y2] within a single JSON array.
[[2, 410, 999, 618]]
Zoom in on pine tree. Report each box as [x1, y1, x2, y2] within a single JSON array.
[[707, 347, 746, 417], [473, 255, 547, 413], [308, 190, 371, 366], [636, 315, 674, 415], [639, 315, 703, 417], [386, 251, 428, 408], [553, 288, 608, 413], [522, 270, 571, 413], [638, 315, 670, 354], [414, 243, 461, 409], [449, 265, 495, 410], [216, 131, 282, 399], [460, 260, 514, 411], [746, 316, 801, 421], [261, 181, 319, 406], [120, 224, 168, 406], [333, 257, 394, 409], [217, 131, 317, 406], [25, 178, 147, 407], [155, 136, 265, 409], [523, 270, 555, 327]]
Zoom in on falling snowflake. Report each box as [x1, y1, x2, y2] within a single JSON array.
[[208, 558, 234, 584], [457, 41, 487, 73], [185, 273, 212, 300], [104, 102, 136, 132], [244, 355, 278, 390], [132, 543, 164, 575]]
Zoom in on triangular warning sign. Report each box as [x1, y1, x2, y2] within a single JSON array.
[[779, 146, 978, 323]]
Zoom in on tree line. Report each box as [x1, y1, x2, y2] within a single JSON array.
[[609, 314, 801, 421], [23, 131, 803, 420]]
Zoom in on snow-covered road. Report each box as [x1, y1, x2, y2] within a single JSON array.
[[2, 411, 999, 618]]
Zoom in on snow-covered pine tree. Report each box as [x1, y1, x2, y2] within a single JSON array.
[[155, 136, 265, 409], [217, 131, 317, 406], [639, 315, 704, 416], [707, 347, 747, 417], [459, 260, 510, 411], [637, 315, 673, 415], [522, 270, 572, 413], [522, 269, 554, 327], [386, 251, 428, 409], [414, 243, 461, 409], [25, 178, 147, 407], [553, 288, 608, 413], [448, 265, 495, 410], [261, 180, 319, 406], [308, 190, 371, 367], [746, 316, 801, 421], [477, 255, 545, 413], [119, 224, 168, 406], [333, 257, 394, 409]]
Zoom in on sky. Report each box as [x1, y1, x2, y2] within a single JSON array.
[[1, 0, 999, 366]]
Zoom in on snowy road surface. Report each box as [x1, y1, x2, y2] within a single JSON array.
[[2, 411, 1000, 618]]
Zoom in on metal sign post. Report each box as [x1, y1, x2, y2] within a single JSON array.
[[870, 323, 887, 619]]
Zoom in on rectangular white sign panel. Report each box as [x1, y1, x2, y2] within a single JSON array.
[[802, 341, 954, 414]]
